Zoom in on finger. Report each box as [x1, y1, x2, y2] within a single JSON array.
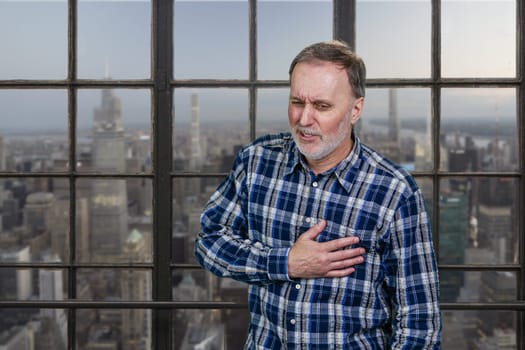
[[328, 255, 365, 270], [327, 247, 366, 261], [321, 235, 360, 252], [325, 267, 356, 278], [299, 219, 326, 240]]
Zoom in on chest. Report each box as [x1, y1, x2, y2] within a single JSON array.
[[245, 170, 389, 252]]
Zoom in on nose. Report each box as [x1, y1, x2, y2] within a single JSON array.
[[299, 103, 315, 126]]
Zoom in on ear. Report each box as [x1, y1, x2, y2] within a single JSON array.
[[349, 97, 364, 125]]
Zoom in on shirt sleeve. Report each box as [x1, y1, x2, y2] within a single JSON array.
[[194, 150, 292, 284], [386, 190, 442, 349]]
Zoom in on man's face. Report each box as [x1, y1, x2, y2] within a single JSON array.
[[288, 61, 363, 165]]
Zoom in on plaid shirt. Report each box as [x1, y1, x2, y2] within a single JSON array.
[[195, 133, 441, 349]]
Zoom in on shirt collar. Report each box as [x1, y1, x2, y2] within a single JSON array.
[[284, 132, 362, 193]]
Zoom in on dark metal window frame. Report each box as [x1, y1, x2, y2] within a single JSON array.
[[0, 0, 524, 349]]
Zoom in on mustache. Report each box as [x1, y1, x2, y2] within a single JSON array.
[[295, 126, 322, 137]]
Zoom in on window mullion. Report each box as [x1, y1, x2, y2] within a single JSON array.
[[67, 1, 78, 349], [333, 0, 355, 48], [152, 0, 173, 349]]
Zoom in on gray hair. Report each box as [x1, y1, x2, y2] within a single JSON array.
[[288, 40, 366, 98]]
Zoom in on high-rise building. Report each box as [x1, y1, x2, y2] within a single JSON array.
[[89, 89, 129, 259], [1, 196, 19, 231], [388, 88, 400, 145], [0, 135, 6, 171], [369, 88, 402, 163], [24, 192, 55, 234], [187, 93, 203, 199], [0, 245, 32, 300], [39, 254, 67, 347], [190, 92, 203, 169], [121, 229, 152, 350], [439, 193, 468, 302], [0, 324, 35, 350]]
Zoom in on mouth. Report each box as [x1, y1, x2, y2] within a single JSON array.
[[296, 128, 321, 142]]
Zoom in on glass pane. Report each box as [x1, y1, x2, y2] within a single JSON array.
[[174, 0, 248, 79], [0, 177, 70, 263], [77, 0, 151, 79], [439, 177, 518, 264], [77, 269, 151, 300], [440, 88, 517, 172], [256, 88, 289, 138], [0, 308, 68, 349], [77, 89, 152, 174], [173, 270, 248, 302], [442, 0, 516, 78], [173, 89, 249, 172], [442, 310, 517, 349], [0, 90, 68, 172], [360, 88, 433, 171], [0, 268, 67, 301], [356, 0, 431, 78], [172, 177, 223, 264], [258, 0, 332, 80], [172, 308, 249, 350], [0, 1, 67, 79], [440, 270, 516, 303], [76, 179, 153, 263], [76, 308, 152, 349]]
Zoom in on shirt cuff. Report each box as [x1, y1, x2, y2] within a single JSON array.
[[267, 247, 292, 281]]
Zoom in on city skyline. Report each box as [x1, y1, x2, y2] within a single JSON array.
[[0, 80, 519, 349]]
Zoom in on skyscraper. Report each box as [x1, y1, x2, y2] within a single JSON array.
[[0, 245, 32, 300], [439, 193, 468, 302], [187, 92, 203, 198], [24, 192, 55, 234], [89, 89, 129, 259], [121, 229, 152, 350], [388, 88, 400, 145], [190, 92, 203, 169], [0, 135, 6, 170]]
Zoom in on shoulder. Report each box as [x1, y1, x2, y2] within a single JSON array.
[[238, 132, 293, 159], [359, 142, 420, 198]]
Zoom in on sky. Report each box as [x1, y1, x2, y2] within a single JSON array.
[[0, 0, 518, 132]]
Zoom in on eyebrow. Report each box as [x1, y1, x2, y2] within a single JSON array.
[[289, 95, 330, 104]]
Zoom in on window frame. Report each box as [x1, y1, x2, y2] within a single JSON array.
[[0, 0, 523, 349]]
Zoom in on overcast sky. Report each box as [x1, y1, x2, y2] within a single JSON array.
[[0, 0, 517, 132]]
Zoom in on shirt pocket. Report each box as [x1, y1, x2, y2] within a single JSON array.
[[348, 228, 383, 273]]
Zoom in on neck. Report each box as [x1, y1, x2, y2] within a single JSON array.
[[307, 138, 353, 175]]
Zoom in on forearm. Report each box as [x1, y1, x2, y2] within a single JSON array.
[[194, 226, 291, 284], [193, 151, 291, 284]]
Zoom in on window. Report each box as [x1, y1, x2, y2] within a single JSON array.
[[0, 0, 523, 349]]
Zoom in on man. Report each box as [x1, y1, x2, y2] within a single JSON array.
[[195, 40, 441, 349]]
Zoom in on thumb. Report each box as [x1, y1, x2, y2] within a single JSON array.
[[299, 219, 326, 241]]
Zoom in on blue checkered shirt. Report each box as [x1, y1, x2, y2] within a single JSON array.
[[195, 133, 441, 349]]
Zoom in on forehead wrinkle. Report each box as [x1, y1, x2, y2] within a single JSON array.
[[290, 62, 348, 103]]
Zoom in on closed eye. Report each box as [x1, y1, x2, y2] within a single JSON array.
[[314, 102, 332, 111]]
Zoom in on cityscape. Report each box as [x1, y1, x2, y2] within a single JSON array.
[[0, 87, 520, 349]]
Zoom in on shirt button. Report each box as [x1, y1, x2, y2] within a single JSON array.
[[295, 284, 301, 290], [305, 217, 311, 223], [312, 181, 318, 188], [290, 319, 296, 325]]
